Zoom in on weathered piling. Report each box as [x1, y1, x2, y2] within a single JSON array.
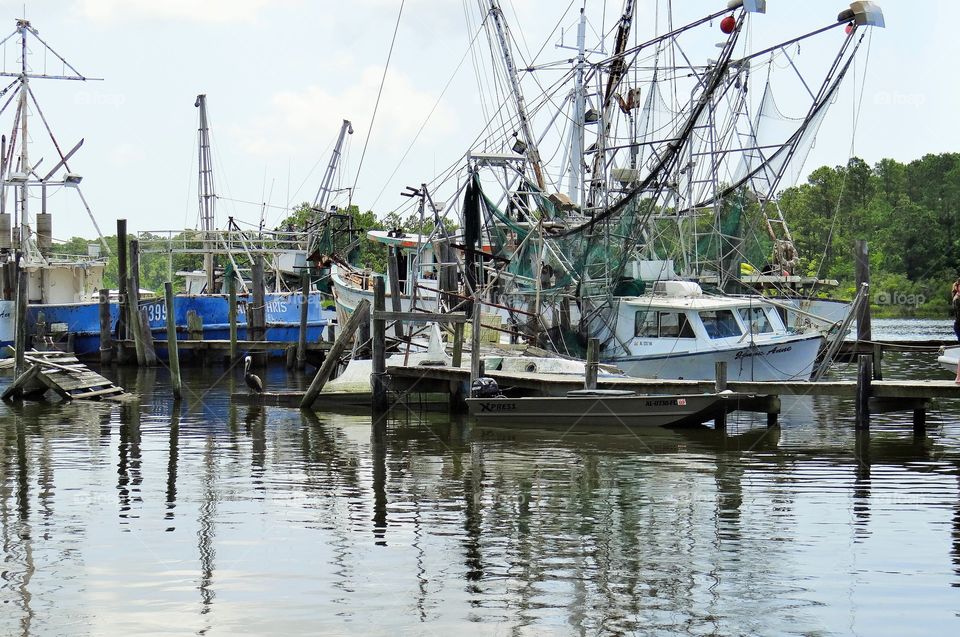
[[13, 267, 27, 379], [470, 301, 482, 395], [127, 239, 146, 365], [854, 239, 880, 378], [138, 306, 157, 366], [585, 337, 599, 390], [227, 265, 238, 363], [855, 354, 872, 430], [296, 270, 309, 370], [98, 288, 112, 366], [164, 281, 182, 398], [714, 361, 728, 429], [386, 248, 403, 339], [116, 219, 128, 361], [249, 255, 266, 367], [300, 299, 370, 408], [371, 276, 388, 412], [452, 322, 464, 368]]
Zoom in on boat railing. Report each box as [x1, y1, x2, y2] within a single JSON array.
[[136, 228, 306, 255]]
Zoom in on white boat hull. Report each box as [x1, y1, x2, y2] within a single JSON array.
[[0, 299, 13, 354], [938, 346, 960, 374], [609, 333, 823, 381]]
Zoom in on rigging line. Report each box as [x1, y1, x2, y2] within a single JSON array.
[[351, 0, 405, 201], [371, 16, 487, 211]]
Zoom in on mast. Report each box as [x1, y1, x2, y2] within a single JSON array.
[[565, 8, 587, 206], [307, 118, 353, 258], [17, 19, 27, 256], [488, 0, 546, 191], [195, 94, 216, 293]]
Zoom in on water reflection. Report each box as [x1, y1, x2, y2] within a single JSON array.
[[0, 352, 959, 634]]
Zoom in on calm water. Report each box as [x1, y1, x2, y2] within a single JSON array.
[[1, 319, 959, 636]]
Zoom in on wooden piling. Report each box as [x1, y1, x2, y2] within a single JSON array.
[[470, 300, 482, 395], [116, 219, 128, 343], [13, 268, 27, 380], [99, 288, 112, 366], [371, 276, 388, 412], [250, 255, 266, 366], [139, 306, 157, 366], [854, 239, 872, 343], [913, 406, 926, 434], [296, 269, 309, 370], [715, 361, 728, 392], [585, 337, 599, 390], [164, 281, 182, 398], [855, 353, 872, 430], [452, 322, 464, 368], [127, 239, 146, 366], [227, 265, 238, 364], [386, 248, 403, 339], [300, 298, 370, 408]]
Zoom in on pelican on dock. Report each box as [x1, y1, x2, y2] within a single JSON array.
[[244, 356, 263, 393]]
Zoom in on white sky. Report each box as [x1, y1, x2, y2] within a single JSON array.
[[0, 0, 955, 242]]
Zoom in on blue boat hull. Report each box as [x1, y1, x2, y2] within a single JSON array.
[[24, 292, 336, 358]]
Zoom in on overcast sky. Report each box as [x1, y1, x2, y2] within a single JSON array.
[[0, 0, 955, 243]]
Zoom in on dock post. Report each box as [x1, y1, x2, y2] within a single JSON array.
[[452, 322, 464, 368], [386, 248, 403, 339], [470, 300, 482, 395], [99, 288, 112, 366], [296, 269, 309, 370], [855, 353, 872, 430], [714, 361, 728, 429], [372, 275, 388, 412], [585, 337, 599, 390], [854, 239, 879, 378], [13, 268, 26, 380], [116, 219, 129, 362], [227, 264, 238, 364], [250, 255, 266, 367], [300, 299, 370, 409], [127, 239, 146, 366], [164, 281, 182, 398], [715, 361, 728, 392]]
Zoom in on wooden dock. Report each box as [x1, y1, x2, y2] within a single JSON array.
[[2, 350, 126, 402]]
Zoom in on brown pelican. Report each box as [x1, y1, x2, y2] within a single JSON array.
[[244, 356, 263, 393]]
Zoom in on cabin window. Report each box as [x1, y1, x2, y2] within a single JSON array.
[[635, 311, 658, 337], [658, 312, 696, 338], [699, 309, 743, 339], [635, 311, 695, 338], [738, 307, 773, 334]]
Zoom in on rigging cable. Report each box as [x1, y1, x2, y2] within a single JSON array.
[[351, 0, 405, 202]]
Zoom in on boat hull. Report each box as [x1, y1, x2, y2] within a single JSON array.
[[467, 393, 725, 427], [608, 333, 824, 381], [24, 292, 336, 357], [0, 299, 13, 353]]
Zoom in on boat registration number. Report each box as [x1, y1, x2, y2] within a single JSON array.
[[144, 301, 167, 324]]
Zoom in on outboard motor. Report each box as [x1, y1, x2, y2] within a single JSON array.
[[471, 377, 501, 398]]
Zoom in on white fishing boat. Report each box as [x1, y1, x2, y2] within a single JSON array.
[[937, 345, 960, 376], [605, 281, 822, 381]]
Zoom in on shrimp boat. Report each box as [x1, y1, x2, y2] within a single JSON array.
[[0, 19, 112, 355]]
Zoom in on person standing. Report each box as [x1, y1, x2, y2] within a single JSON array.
[[952, 279, 960, 341]]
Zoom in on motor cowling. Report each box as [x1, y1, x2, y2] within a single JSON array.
[[471, 377, 501, 398]]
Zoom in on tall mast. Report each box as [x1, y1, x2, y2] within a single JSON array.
[[566, 8, 587, 205], [195, 94, 216, 292], [488, 0, 546, 191], [307, 118, 353, 258], [18, 19, 28, 254]]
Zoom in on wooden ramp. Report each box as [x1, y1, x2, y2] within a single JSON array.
[[2, 350, 126, 402]]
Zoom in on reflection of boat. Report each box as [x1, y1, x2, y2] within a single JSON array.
[[467, 388, 734, 428]]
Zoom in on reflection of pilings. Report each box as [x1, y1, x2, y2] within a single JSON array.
[[165, 401, 181, 530], [461, 445, 484, 585], [198, 436, 218, 615], [117, 401, 142, 524], [853, 430, 872, 536], [953, 467, 960, 585], [371, 424, 387, 545], [246, 404, 266, 472], [8, 414, 35, 634]]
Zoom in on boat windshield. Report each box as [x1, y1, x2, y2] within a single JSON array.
[[699, 310, 743, 339], [738, 307, 774, 334]]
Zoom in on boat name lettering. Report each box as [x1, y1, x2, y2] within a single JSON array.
[[237, 300, 289, 316], [479, 402, 516, 412], [734, 345, 792, 360], [0, 308, 10, 319]]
